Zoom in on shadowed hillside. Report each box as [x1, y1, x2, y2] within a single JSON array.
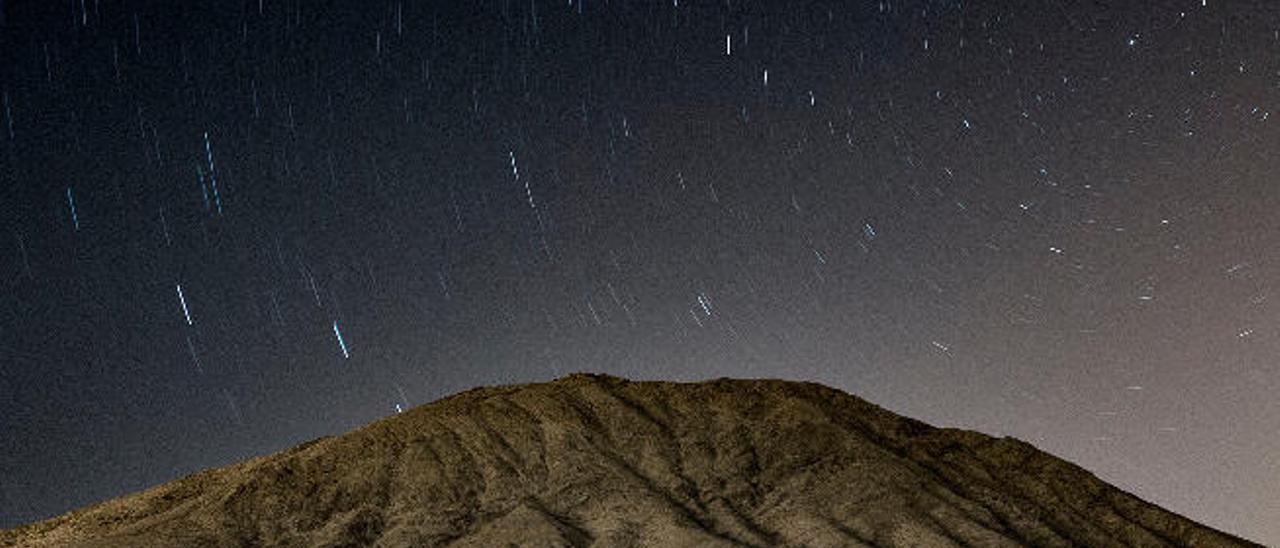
[[0, 374, 1259, 547]]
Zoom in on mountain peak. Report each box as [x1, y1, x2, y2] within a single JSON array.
[[1, 375, 1257, 547]]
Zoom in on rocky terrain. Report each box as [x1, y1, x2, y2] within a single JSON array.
[[0, 374, 1258, 547]]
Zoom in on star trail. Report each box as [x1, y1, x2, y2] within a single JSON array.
[[0, 0, 1277, 543]]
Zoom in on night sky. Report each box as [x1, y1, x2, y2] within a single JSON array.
[[0, 0, 1277, 543]]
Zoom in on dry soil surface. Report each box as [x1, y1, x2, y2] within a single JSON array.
[[0, 374, 1259, 547]]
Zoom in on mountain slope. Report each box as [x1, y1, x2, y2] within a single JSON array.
[[0, 374, 1258, 547]]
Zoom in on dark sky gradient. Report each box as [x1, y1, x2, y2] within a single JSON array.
[[1, 0, 1277, 543]]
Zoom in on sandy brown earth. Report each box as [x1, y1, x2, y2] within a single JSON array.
[[0, 374, 1259, 547]]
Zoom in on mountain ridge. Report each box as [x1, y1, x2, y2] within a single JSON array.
[[0, 373, 1259, 547]]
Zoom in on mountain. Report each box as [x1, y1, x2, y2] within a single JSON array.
[[0, 374, 1258, 547]]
